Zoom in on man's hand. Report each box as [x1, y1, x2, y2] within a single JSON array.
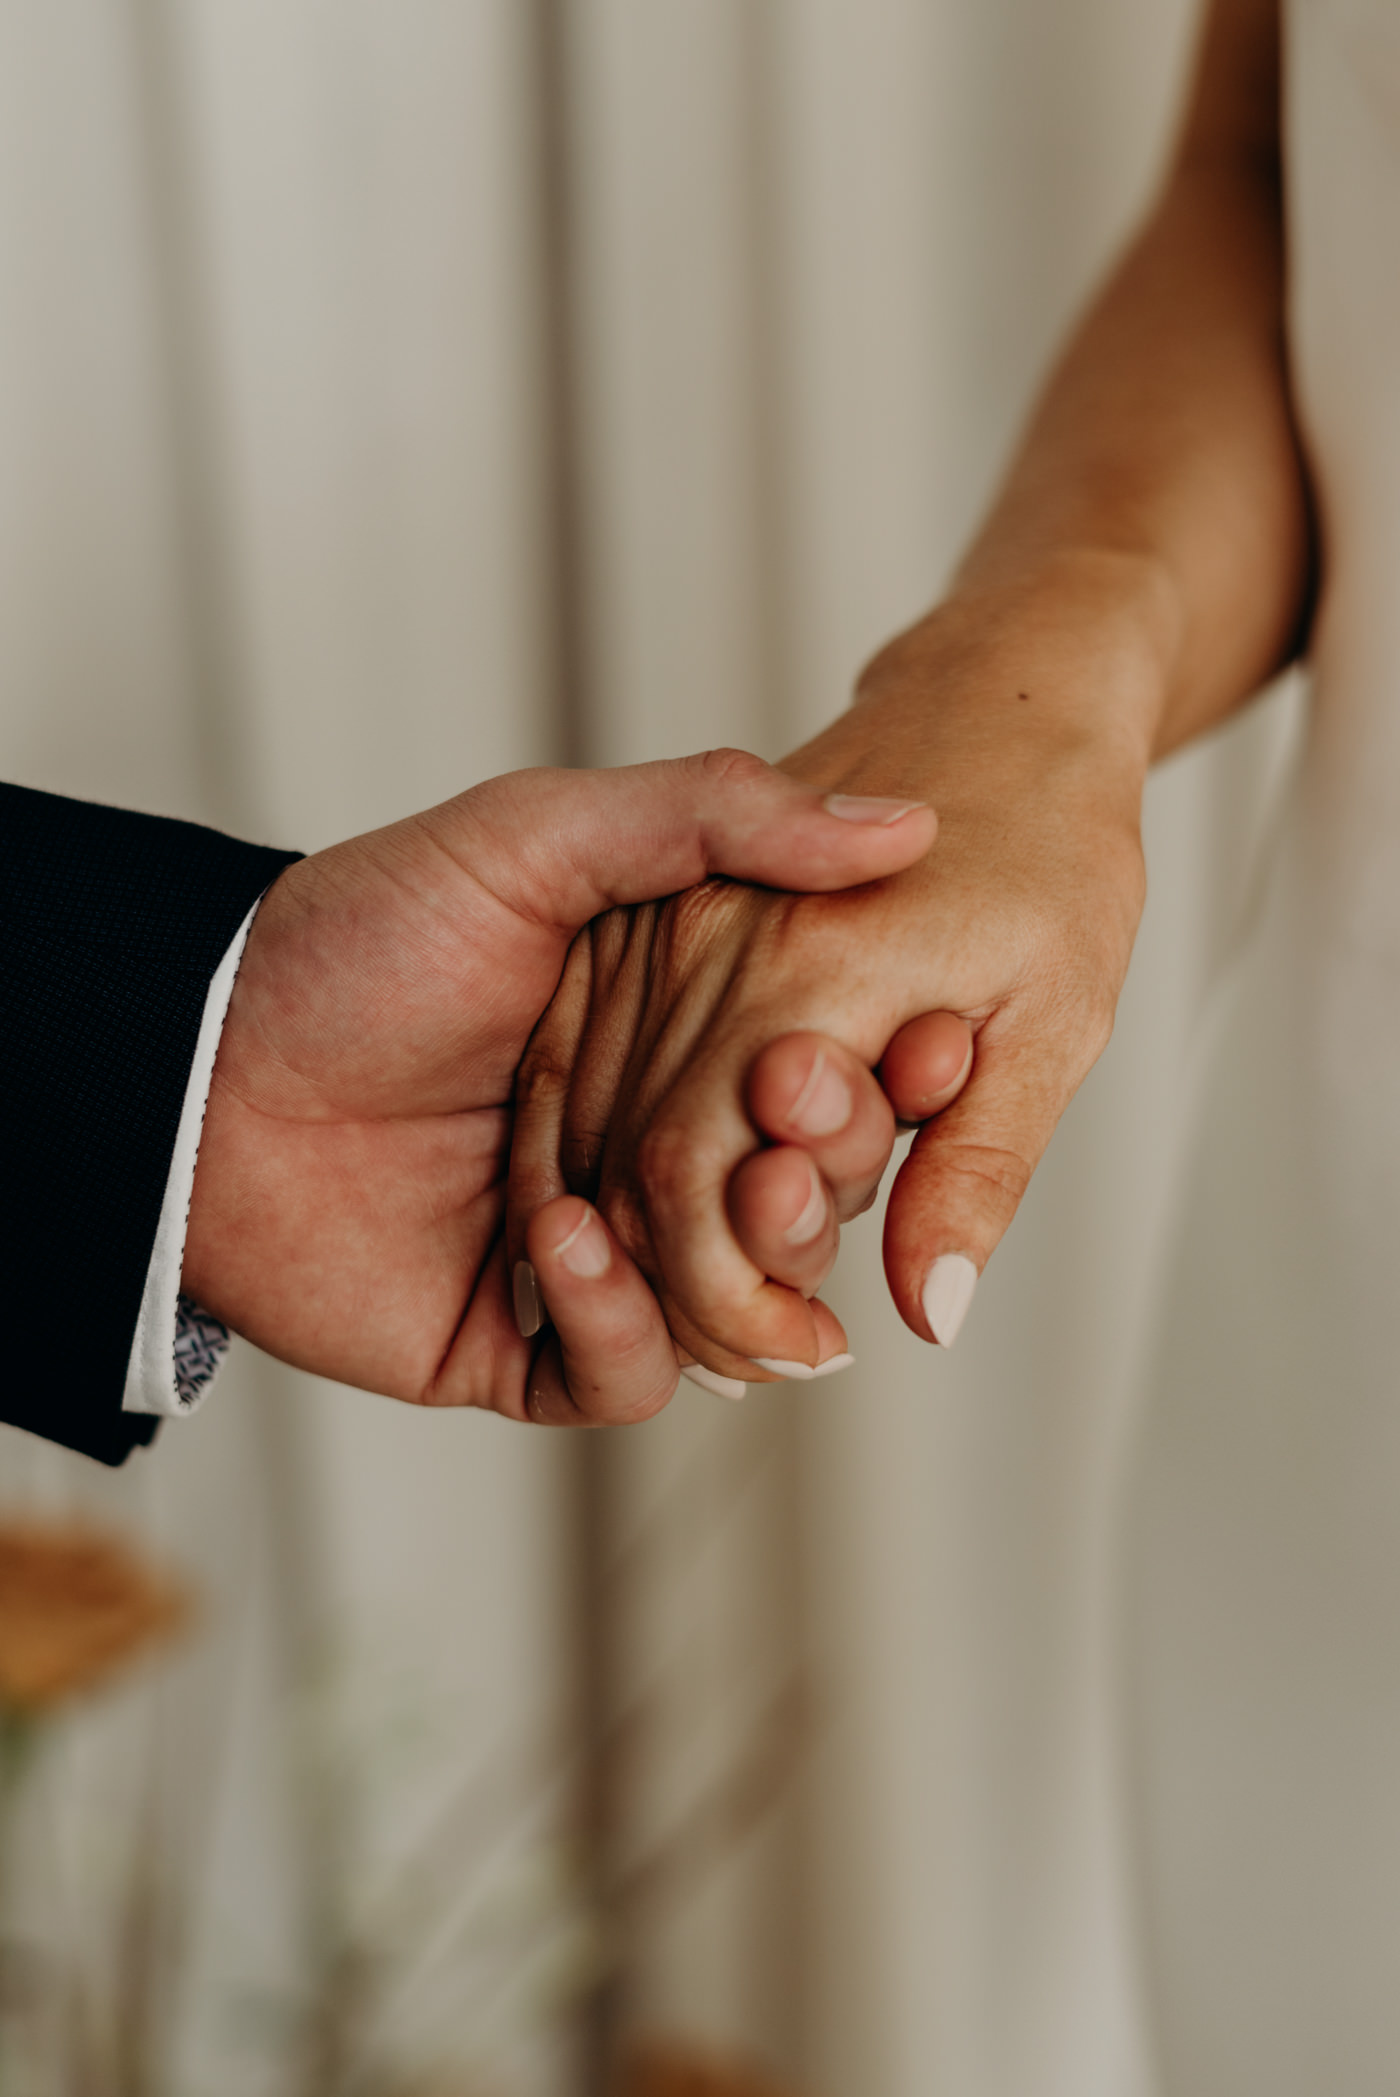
[[180, 752, 937, 1423]]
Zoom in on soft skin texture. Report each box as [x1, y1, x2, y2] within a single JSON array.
[[510, 0, 1315, 1384], [180, 753, 939, 1423]]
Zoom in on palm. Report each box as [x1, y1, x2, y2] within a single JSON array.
[[183, 826, 574, 1402]]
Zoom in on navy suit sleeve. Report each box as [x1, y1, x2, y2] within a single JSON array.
[[0, 784, 302, 1465]]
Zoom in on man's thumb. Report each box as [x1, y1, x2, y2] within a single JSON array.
[[441, 749, 936, 930]]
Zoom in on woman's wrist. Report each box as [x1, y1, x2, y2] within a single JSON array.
[[786, 546, 1178, 806], [884, 549, 1175, 763]]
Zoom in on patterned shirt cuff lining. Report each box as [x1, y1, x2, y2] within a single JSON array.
[[173, 1294, 232, 1410]]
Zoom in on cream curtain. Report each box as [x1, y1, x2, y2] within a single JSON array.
[[0, 3, 1294, 2093]]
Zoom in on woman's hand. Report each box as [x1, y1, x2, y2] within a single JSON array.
[[509, 573, 1155, 1393], [504, 0, 1315, 1407]]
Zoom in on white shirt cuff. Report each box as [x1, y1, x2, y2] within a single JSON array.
[[122, 901, 260, 1418]]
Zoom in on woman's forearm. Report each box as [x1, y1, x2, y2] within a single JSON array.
[[569, 0, 1304, 1371], [884, 0, 1308, 770]]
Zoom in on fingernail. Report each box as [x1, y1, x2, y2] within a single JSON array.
[[513, 1260, 545, 1338], [784, 1157, 830, 1244], [812, 1352, 855, 1379], [682, 1365, 747, 1401], [921, 1253, 979, 1348], [552, 1205, 611, 1280], [823, 793, 928, 826], [788, 1049, 851, 1139], [751, 1356, 816, 1380]]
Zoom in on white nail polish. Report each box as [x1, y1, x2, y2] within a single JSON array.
[[783, 1157, 830, 1247], [513, 1259, 545, 1339], [681, 1365, 747, 1401], [811, 1352, 855, 1378], [920, 1253, 979, 1348], [751, 1357, 816, 1380]]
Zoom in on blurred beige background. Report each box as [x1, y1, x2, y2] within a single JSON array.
[[0, 2, 1298, 2093]]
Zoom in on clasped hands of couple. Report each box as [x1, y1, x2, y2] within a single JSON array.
[[183, 565, 1148, 1427]]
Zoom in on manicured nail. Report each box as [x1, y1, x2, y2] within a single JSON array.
[[552, 1205, 611, 1280], [751, 1357, 816, 1380], [788, 1049, 851, 1139], [921, 1253, 979, 1348], [681, 1365, 747, 1401], [812, 1352, 855, 1378], [513, 1259, 545, 1338], [784, 1157, 829, 1245], [824, 793, 928, 826]]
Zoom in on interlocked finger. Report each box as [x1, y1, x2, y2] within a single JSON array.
[[520, 1195, 682, 1425]]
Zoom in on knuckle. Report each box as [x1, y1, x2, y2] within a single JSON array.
[[944, 1141, 1035, 1216], [586, 1357, 679, 1427], [659, 873, 757, 962], [662, 881, 724, 949], [598, 1183, 655, 1270], [562, 1309, 680, 1422], [588, 905, 635, 983], [636, 1119, 696, 1208], [560, 1121, 607, 1194], [766, 890, 866, 982], [691, 746, 771, 793], [421, 1345, 485, 1412], [513, 1042, 571, 1118]]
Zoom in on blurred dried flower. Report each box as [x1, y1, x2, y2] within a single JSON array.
[[0, 1520, 188, 1712], [620, 2039, 798, 2097]]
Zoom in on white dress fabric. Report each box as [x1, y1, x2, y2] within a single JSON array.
[[1123, 4, 1400, 2087]]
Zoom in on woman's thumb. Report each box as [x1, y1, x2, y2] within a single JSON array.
[[882, 1036, 1069, 1350]]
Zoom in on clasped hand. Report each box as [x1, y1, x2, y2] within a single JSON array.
[[185, 590, 1148, 1427], [507, 594, 1149, 1419], [181, 751, 939, 1420]]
